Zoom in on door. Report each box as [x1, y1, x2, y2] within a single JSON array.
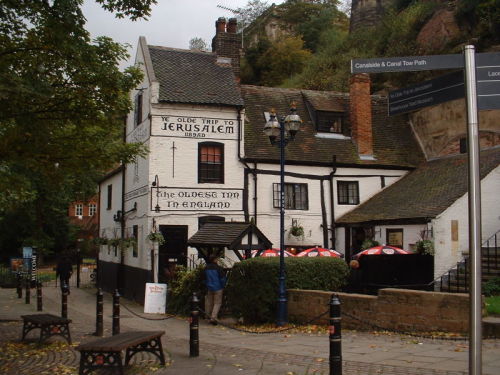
[[158, 225, 188, 272]]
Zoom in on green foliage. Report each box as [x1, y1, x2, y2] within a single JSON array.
[[416, 239, 435, 256], [360, 238, 380, 250], [147, 232, 165, 245], [226, 257, 349, 323], [456, 0, 500, 44], [484, 277, 500, 297], [485, 296, 500, 316], [285, 1, 438, 91], [167, 266, 205, 315], [0, 1, 152, 259]]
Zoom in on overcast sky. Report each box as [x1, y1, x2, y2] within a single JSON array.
[[82, 0, 286, 68]]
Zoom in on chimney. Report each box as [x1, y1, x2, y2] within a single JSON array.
[[349, 73, 374, 159], [227, 18, 237, 33], [212, 17, 242, 79], [215, 17, 226, 34]]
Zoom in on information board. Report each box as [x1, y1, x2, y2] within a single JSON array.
[[144, 283, 167, 314]]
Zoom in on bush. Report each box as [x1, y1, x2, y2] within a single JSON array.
[[225, 257, 349, 323], [166, 265, 205, 315], [484, 277, 500, 297]]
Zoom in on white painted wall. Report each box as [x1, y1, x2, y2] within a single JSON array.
[[98, 172, 123, 263], [433, 165, 500, 278], [249, 164, 406, 252]]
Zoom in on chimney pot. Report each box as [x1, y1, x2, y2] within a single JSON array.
[[216, 17, 227, 33], [227, 18, 237, 33]]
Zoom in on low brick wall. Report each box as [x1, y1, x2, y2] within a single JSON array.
[[288, 288, 470, 333]]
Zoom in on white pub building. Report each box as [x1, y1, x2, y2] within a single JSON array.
[[98, 18, 500, 301]]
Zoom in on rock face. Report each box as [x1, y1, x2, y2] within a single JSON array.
[[416, 8, 461, 51]]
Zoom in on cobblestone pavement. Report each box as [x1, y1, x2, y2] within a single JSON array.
[[1, 285, 499, 375]]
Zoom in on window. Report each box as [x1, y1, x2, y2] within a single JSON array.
[[89, 204, 97, 216], [337, 181, 359, 205], [75, 204, 83, 216], [132, 225, 138, 257], [134, 92, 143, 127], [386, 229, 403, 249], [198, 142, 224, 183], [317, 111, 343, 133], [107, 184, 112, 210], [198, 216, 225, 229], [273, 183, 308, 210]]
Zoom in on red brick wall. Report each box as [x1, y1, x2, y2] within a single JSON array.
[[212, 17, 241, 79], [289, 288, 471, 333], [349, 73, 373, 157]]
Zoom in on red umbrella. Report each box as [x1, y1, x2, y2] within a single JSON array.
[[250, 249, 295, 257], [297, 247, 342, 258], [353, 245, 412, 259]]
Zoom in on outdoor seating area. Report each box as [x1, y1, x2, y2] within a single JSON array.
[[76, 330, 166, 375], [21, 313, 72, 344]]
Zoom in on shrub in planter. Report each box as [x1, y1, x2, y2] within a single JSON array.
[[225, 257, 349, 323], [166, 265, 205, 315]]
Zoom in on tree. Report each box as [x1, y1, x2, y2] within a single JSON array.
[[0, 0, 154, 258], [189, 37, 208, 51], [234, 0, 270, 30], [258, 36, 312, 86]]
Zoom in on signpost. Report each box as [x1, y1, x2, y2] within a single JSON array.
[[351, 47, 499, 375], [351, 53, 463, 74], [476, 52, 500, 110], [388, 71, 464, 116]]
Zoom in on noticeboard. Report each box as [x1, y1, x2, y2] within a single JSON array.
[[144, 283, 167, 314]]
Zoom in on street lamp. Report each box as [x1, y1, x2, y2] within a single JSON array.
[[263, 103, 302, 326]]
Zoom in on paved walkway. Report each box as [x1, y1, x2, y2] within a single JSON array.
[[0, 285, 499, 375]]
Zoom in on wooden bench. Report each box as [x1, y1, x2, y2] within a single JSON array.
[[21, 314, 72, 344], [76, 331, 165, 375]]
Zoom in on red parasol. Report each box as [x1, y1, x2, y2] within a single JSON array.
[[297, 246, 342, 258], [353, 245, 412, 259]]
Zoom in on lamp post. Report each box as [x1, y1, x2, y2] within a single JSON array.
[[263, 104, 302, 326]]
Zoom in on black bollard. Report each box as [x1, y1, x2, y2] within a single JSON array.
[[36, 282, 43, 311], [61, 283, 69, 318], [17, 274, 22, 298], [329, 294, 342, 375], [112, 289, 120, 335], [95, 288, 104, 336], [189, 292, 200, 357], [25, 279, 30, 304]]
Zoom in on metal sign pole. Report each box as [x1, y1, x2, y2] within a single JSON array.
[[463, 45, 482, 375]]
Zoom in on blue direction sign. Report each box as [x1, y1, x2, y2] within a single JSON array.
[[388, 71, 464, 115], [476, 52, 500, 110], [351, 54, 463, 73]]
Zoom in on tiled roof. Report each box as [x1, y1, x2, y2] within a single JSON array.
[[148, 46, 244, 106], [187, 222, 272, 249], [336, 147, 500, 224], [241, 85, 425, 168]]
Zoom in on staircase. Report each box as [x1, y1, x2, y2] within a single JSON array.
[[438, 230, 500, 293]]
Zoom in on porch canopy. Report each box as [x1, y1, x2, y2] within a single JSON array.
[[187, 222, 272, 261]]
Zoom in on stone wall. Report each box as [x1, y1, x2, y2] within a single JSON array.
[[288, 288, 470, 333]]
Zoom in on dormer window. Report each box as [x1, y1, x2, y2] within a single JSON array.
[[317, 111, 343, 133]]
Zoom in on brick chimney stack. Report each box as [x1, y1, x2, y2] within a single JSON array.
[[212, 17, 241, 79], [349, 73, 374, 159]]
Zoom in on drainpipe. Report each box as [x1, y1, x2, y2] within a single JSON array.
[[237, 107, 257, 224], [119, 118, 127, 292], [329, 155, 337, 249]]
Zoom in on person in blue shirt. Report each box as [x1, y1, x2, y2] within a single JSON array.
[[204, 255, 226, 325]]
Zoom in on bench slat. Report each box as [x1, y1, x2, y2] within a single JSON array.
[[22, 314, 71, 324], [77, 331, 164, 352]]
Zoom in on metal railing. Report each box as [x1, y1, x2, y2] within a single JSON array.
[[436, 229, 500, 293]]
